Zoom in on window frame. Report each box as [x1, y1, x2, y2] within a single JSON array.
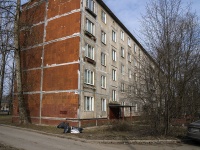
[[112, 90, 116, 101], [112, 30, 116, 42], [101, 31, 106, 44], [112, 49, 116, 61], [121, 64, 125, 75], [134, 44, 137, 53], [84, 96, 94, 111], [86, 0, 95, 13], [120, 30, 124, 41], [84, 69, 94, 85], [128, 69, 132, 78], [121, 47, 124, 58], [128, 37, 131, 47], [101, 52, 106, 66], [86, 19, 95, 35], [121, 83, 125, 92], [101, 98, 107, 111], [101, 10, 106, 24], [112, 69, 116, 81], [101, 75, 106, 89], [85, 43, 94, 60], [128, 53, 131, 62]]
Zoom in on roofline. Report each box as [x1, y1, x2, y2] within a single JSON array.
[[96, 0, 156, 64]]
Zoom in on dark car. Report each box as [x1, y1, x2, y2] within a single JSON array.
[[187, 120, 200, 141]]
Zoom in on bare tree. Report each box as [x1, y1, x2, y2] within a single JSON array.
[[14, 0, 29, 123], [139, 0, 200, 135], [0, 0, 29, 123]]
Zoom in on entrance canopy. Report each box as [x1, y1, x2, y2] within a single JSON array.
[[109, 103, 136, 120]]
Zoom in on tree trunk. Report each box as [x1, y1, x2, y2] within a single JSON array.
[[0, 52, 6, 110], [14, 0, 29, 124]]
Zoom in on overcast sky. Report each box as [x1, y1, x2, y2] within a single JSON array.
[[21, 0, 200, 45]]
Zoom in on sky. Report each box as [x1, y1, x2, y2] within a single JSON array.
[[21, 0, 200, 45], [102, 0, 200, 45]]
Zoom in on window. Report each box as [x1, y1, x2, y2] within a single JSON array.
[[85, 44, 94, 60], [86, 19, 95, 35], [101, 31, 106, 44], [112, 69, 116, 81], [112, 90, 116, 101], [135, 103, 138, 112], [101, 52, 106, 66], [134, 58, 137, 67], [101, 98, 106, 111], [121, 83, 125, 92], [86, 0, 95, 13], [84, 96, 94, 111], [128, 53, 131, 62], [112, 30, 116, 42], [134, 44, 137, 53], [121, 64, 125, 75], [128, 37, 131, 47], [121, 101, 125, 106], [128, 85, 132, 93], [84, 69, 94, 85], [128, 69, 131, 78], [134, 73, 137, 81], [101, 10, 106, 24], [101, 75, 106, 88], [121, 47, 124, 58], [112, 49, 116, 61], [120, 30, 124, 41]]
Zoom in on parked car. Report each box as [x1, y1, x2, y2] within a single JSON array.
[[187, 120, 200, 141]]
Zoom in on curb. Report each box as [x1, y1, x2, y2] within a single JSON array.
[[0, 124, 189, 144]]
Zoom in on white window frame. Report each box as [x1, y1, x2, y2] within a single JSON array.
[[84, 69, 94, 85], [135, 103, 138, 112], [128, 53, 131, 62], [128, 37, 131, 47], [86, 0, 95, 13], [121, 47, 124, 58], [112, 49, 116, 61], [84, 96, 94, 111], [101, 98, 106, 111], [112, 69, 116, 81], [101, 10, 106, 24], [121, 64, 125, 75], [85, 43, 94, 60], [101, 31, 106, 44], [101, 75, 106, 88], [86, 19, 95, 35], [128, 69, 131, 78], [112, 90, 116, 101], [121, 83, 125, 92], [120, 30, 124, 41], [134, 44, 137, 53], [112, 30, 116, 42], [101, 52, 106, 66]]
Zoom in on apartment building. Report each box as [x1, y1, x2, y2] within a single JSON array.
[[13, 0, 152, 127]]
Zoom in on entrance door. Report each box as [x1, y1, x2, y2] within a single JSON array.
[[109, 107, 120, 119]]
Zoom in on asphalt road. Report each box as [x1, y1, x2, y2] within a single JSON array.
[[0, 125, 199, 150]]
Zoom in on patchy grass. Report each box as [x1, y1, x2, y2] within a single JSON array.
[[0, 115, 187, 141]]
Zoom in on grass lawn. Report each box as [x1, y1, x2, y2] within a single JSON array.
[[0, 115, 187, 141]]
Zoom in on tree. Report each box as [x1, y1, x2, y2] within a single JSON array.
[[139, 0, 200, 135], [0, 0, 15, 111], [14, 0, 29, 124], [0, 0, 29, 123]]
